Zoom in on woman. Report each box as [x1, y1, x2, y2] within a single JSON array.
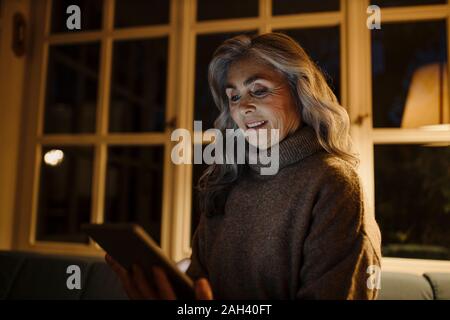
[[106, 32, 382, 300]]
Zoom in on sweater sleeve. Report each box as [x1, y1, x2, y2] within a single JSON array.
[[296, 163, 382, 300], [186, 213, 209, 281]]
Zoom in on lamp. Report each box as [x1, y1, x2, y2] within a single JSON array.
[[401, 62, 450, 129]]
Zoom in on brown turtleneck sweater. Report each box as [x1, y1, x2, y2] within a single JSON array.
[[186, 125, 382, 299]]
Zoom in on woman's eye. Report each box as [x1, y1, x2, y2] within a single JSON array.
[[252, 88, 268, 97], [230, 95, 240, 102]]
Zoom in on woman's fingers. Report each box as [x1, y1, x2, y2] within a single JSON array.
[[106, 254, 205, 301], [195, 278, 214, 300], [105, 254, 142, 300], [131, 264, 158, 299], [152, 266, 177, 300]]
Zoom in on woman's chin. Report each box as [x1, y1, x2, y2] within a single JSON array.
[[245, 135, 280, 150], [244, 126, 280, 150]]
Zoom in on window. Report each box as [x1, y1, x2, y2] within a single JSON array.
[[196, 0, 259, 21], [374, 144, 450, 260], [50, 0, 103, 33], [272, 0, 340, 15], [109, 38, 168, 132], [44, 43, 100, 134], [104, 146, 164, 244], [371, 1, 450, 264], [37, 146, 93, 243], [114, 0, 169, 27], [372, 20, 448, 128], [275, 27, 341, 101], [17, 0, 450, 270], [19, 0, 174, 256]]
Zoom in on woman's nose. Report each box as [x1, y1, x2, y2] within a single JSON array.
[[239, 96, 256, 115]]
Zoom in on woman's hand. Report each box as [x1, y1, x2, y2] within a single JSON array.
[[105, 254, 213, 300]]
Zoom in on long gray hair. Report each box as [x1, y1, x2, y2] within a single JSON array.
[[196, 32, 358, 218]]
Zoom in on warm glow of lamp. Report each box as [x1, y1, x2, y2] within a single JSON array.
[[44, 149, 64, 166], [402, 63, 450, 129]]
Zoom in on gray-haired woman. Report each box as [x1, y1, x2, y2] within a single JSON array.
[[106, 32, 382, 300]]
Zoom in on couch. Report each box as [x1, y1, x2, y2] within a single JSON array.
[[1, 250, 449, 300]]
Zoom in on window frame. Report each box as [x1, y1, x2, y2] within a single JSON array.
[[12, 0, 450, 275], [16, 0, 179, 256], [369, 2, 450, 273]]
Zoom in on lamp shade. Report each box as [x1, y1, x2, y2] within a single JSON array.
[[402, 63, 450, 128]]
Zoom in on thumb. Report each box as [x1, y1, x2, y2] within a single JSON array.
[[195, 278, 213, 300]]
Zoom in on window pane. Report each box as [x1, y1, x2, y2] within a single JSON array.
[[372, 20, 448, 128], [191, 161, 209, 244], [196, 0, 258, 21], [51, 0, 103, 33], [104, 146, 164, 245], [44, 43, 100, 134], [273, 0, 339, 15], [37, 146, 93, 243], [109, 38, 168, 133], [114, 0, 169, 28], [195, 31, 257, 130], [375, 144, 450, 260], [277, 27, 341, 101], [371, 0, 446, 7]]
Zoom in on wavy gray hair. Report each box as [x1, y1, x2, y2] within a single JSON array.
[[196, 32, 358, 217]]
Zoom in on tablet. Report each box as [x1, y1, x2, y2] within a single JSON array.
[[81, 223, 195, 300]]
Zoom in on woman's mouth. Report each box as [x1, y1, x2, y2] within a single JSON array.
[[246, 120, 267, 129]]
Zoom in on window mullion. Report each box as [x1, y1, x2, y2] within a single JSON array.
[[90, 0, 114, 244], [259, 0, 271, 34], [170, 0, 197, 262], [345, 0, 375, 217]]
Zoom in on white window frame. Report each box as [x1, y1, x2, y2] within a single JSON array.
[[8, 0, 450, 274], [348, 0, 450, 274], [15, 0, 179, 257]]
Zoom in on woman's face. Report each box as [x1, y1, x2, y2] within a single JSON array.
[[225, 57, 301, 148]]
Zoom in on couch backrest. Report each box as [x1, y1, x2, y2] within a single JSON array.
[[423, 273, 450, 300], [1, 250, 449, 300], [0, 250, 127, 300], [378, 271, 434, 300]]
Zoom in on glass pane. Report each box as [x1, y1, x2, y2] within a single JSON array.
[[273, 0, 339, 15], [197, 0, 258, 21], [109, 38, 168, 133], [51, 0, 103, 33], [44, 43, 100, 134], [114, 0, 169, 28], [195, 31, 257, 130], [371, 0, 446, 7], [372, 20, 448, 128], [37, 146, 93, 243], [104, 146, 164, 244], [277, 27, 341, 102], [191, 161, 209, 244], [374, 144, 450, 260]]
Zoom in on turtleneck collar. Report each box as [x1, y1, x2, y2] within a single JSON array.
[[246, 125, 324, 175]]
